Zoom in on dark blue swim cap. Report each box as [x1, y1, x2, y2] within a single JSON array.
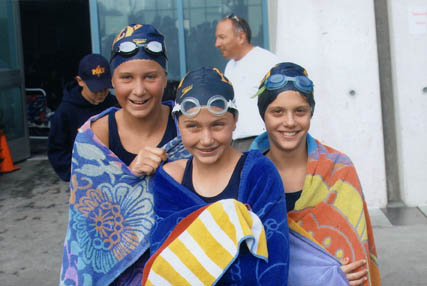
[[174, 67, 237, 118], [110, 24, 167, 75], [257, 62, 315, 120]]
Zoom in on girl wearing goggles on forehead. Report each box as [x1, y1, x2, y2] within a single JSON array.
[[251, 62, 381, 286], [142, 67, 290, 285], [60, 24, 190, 286], [92, 24, 176, 176]]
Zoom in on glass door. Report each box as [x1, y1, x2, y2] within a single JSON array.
[[0, 0, 30, 162]]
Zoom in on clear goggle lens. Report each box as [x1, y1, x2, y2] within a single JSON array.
[[173, 95, 237, 118], [111, 41, 165, 60], [265, 74, 313, 93]]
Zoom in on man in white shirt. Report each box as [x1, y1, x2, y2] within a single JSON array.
[[215, 14, 280, 151]]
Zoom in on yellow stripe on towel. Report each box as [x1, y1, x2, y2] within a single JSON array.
[[144, 199, 268, 286], [169, 239, 216, 284], [148, 255, 192, 286], [187, 216, 234, 268]]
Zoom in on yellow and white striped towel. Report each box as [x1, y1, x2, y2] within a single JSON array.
[[142, 199, 268, 286]]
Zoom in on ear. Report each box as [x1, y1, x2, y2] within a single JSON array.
[[75, 76, 84, 87], [232, 112, 238, 131], [237, 31, 247, 44], [163, 74, 168, 89]]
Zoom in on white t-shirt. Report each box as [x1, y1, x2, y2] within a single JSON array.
[[225, 46, 281, 139]]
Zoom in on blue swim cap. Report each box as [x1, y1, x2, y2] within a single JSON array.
[[257, 62, 315, 120], [174, 67, 237, 118], [110, 24, 168, 75]]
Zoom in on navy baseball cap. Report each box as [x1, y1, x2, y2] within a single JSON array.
[[110, 24, 168, 75], [78, 54, 112, 93], [174, 67, 237, 117]]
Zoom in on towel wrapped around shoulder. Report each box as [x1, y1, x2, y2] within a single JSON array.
[[59, 107, 190, 286], [144, 150, 290, 286], [251, 132, 381, 286]]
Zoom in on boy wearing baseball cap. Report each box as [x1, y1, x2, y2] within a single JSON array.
[[48, 53, 117, 181]]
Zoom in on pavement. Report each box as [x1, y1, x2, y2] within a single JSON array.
[[0, 141, 427, 286]]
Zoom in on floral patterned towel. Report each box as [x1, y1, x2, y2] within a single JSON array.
[[59, 107, 190, 286]]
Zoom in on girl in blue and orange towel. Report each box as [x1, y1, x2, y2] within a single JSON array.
[[251, 62, 381, 286]]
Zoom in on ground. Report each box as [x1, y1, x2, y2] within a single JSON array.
[[0, 158, 426, 286]]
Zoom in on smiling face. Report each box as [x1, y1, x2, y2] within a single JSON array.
[[112, 59, 167, 119], [178, 108, 236, 166], [264, 90, 312, 154], [215, 19, 242, 60]]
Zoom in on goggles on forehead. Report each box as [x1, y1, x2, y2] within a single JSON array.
[[172, 95, 237, 118], [110, 41, 166, 61], [254, 73, 314, 98]]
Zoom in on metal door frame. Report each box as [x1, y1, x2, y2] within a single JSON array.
[[0, 0, 30, 162]]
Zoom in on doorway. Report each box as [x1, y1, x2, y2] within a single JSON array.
[[18, 0, 91, 152], [20, 0, 92, 111]]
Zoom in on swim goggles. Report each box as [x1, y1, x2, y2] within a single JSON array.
[[172, 95, 237, 118], [253, 74, 314, 98], [110, 41, 166, 61]]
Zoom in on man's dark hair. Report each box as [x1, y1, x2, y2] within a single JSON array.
[[226, 14, 252, 43]]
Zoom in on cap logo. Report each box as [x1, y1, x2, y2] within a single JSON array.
[[213, 68, 232, 86], [133, 38, 147, 44], [112, 24, 143, 47], [181, 85, 193, 97], [92, 65, 105, 77]]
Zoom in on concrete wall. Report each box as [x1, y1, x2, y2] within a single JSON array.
[[388, 1, 427, 206], [273, 0, 387, 208]]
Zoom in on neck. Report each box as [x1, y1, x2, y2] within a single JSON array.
[[234, 43, 254, 61], [80, 91, 96, 105], [193, 145, 240, 175], [267, 141, 308, 171], [120, 104, 168, 134]]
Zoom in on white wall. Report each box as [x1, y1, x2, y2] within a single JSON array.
[[388, 1, 427, 206], [273, 0, 387, 208]]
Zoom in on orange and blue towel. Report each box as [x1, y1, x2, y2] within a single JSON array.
[[251, 132, 381, 286]]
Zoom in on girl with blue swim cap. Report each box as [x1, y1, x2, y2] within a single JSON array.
[[252, 62, 380, 286], [92, 24, 177, 175], [143, 67, 290, 285], [60, 24, 190, 286]]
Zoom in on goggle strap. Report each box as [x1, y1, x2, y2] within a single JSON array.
[[172, 103, 182, 114], [252, 86, 266, 98]]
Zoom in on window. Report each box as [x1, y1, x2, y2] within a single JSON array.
[[92, 0, 267, 80]]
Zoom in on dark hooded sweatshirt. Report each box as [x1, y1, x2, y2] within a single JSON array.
[[48, 81, 117, 181]]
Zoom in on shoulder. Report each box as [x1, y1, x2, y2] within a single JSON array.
[[50, 102, 76, 125], [162, 159, 188, 184], [310, 136, 354, 167], [254, 46, 276, 56], [91, 109, 114, 146], [254, 46, 280, 63], [224, 60, 235, 74]]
